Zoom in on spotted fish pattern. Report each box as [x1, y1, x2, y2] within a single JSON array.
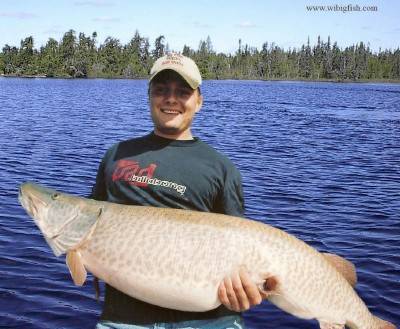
[[18, 182, 395, 329]]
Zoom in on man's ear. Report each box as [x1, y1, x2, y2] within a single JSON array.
[[195, 94, 203, 113]]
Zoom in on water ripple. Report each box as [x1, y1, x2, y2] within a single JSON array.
[[1, 78, 399, 328]]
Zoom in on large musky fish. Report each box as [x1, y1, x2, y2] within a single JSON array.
[[19, 182, 395, 329]]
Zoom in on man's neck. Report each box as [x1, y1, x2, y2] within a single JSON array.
[[153, 129, 194, 141]]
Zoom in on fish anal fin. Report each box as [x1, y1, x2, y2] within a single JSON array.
[[322, 252, 357, 288], [319, 321, 345, 329], [66, 250, 87, 286]]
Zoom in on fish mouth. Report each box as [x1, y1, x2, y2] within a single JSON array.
[[18, 185, 36, 218], [19, 183, 65, 257], [19, 183, 49, 218], [19, 182, 54, 238]]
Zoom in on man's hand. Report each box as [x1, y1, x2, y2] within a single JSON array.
[[218, 267, 263, 312]]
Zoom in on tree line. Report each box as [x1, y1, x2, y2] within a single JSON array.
[[1, 30, 399, 81]]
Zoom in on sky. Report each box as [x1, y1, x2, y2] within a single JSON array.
[[1, 0, 399, 54]]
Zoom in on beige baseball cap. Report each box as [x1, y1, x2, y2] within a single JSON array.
[[149, 53, 202, 89]]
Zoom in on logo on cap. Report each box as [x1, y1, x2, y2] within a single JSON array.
[[150, 53, 202, 89]]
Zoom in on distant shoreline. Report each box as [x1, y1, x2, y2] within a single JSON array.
[[1, 73, 400, 84]]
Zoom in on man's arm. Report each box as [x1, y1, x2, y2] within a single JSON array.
[[89, 154, 107, 201], [216, 166, 264, 312]]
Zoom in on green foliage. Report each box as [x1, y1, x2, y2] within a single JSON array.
[[38, 38, 61, 77], [2, 44, 19, 75], [152, 35, 165, 60], [0, 53, 4, 73], [122, 30, 151, 78], [1, 32, 399, 81]]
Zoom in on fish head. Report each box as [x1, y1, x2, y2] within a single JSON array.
[[19, 182, 101, 256], [19, 182, 64, 232]]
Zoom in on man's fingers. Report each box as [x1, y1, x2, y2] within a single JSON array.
[[219, 268, 264, 312], [239, 268, 262, 305], [224, 276, 241, 312], [218, 281, 230, 307], [231, 271, 250, 310]]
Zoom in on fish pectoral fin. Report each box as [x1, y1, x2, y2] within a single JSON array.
[[66, 250, 87, 286], [319, 321, 345, 329]]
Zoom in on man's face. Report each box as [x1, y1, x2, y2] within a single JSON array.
[[149, 71, 203, 140]]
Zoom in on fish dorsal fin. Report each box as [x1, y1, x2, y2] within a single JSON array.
[[322, 253, 357, 288], [66, 250, 87, 286]]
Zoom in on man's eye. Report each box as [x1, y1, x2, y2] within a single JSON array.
[[178, 89, 192, 97], [154, 86, 166, 94]]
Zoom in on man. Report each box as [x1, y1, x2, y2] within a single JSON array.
[[91, 53, 263, 329]]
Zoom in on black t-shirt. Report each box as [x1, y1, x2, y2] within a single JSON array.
[[91, 132, 244, 324]]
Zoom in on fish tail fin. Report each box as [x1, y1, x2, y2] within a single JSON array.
[[322, 252, 357, 287], [373, 316, 396, 329]]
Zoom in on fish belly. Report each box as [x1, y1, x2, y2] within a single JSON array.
[[79, 206, 263, 311]]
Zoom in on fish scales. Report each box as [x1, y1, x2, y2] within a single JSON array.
[[81, 205, 270, 310], [18, 182, 396, 329]]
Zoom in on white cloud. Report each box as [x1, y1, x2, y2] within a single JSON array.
[[0, 12, 37, 19], [42, 26, 65, 35], [92, 16, 120, 22], [235, 21, 258, 28], [192, 21, 213, 29], [74, 0, 113, 6]]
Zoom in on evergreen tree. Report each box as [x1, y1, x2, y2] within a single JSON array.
[[59, 30, 77, 77], [38, 38, 60, 77], [2, 44, 18, 74], [391, 49, 400, 78], [182, 45, 194, 57], [152, 35, 165, 59], [19, 36, 36, 75], [331, 41, 342, 79], [98, 37, 123, 77], [122, 30, 151, 77], [196, 36, 215, 78], [299, 37, 312, 78], [74, 32, 97, 77], [1, 31, 399, 81], [0, 53, 4, 73]]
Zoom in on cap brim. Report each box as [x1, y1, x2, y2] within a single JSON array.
[[149, 67, 200, 89]]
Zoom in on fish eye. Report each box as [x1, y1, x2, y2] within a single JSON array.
[[51, 193, 60, 200]]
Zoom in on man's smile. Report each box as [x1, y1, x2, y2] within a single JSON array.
[[161, 108, 182, 114]]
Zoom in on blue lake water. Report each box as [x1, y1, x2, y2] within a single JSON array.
[[0, 77, 399, 329]]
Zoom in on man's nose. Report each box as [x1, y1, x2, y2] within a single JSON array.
[[165, 89, 179, 102]]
